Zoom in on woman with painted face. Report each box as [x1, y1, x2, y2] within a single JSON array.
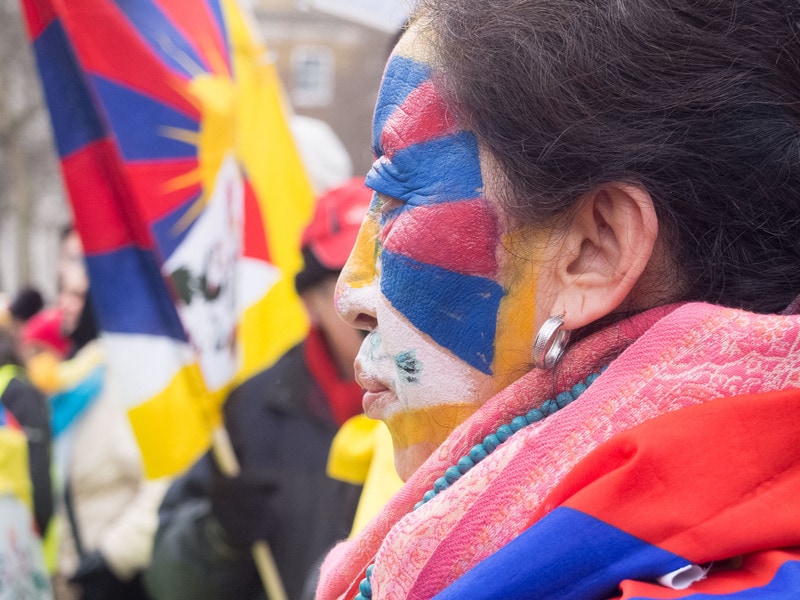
[[316, 1, 800, 599]]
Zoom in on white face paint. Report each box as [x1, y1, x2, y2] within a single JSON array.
[[356, 309, 484, 422], [336, 25, 543, 480], [345, 273, 491, 480]]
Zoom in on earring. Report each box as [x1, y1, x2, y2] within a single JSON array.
[[532, 315, 570, 369]]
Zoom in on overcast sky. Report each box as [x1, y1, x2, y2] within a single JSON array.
[[308, 0, 409, 32]]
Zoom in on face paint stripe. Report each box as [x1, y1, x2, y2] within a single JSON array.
[[373, 55, 432, 156], [385, 403, 479, 449], [337, 213, 380, 289], [490, 229, 542, 385], [381, 250, 503, 374], [383, 199, 499, 278], [366, 131, 484, 205], [381, 79, 456, 159], [491, 267, 538, 385]]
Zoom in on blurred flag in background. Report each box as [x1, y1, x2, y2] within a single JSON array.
[[20, 0, 314, 478]]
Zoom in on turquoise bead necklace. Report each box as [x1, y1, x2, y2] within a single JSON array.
[[354, 366, 608, 600]]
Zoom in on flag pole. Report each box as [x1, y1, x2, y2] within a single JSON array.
[[212, 427, 288, 600]]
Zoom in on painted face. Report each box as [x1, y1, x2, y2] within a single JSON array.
[[336, 26, 541, 479]]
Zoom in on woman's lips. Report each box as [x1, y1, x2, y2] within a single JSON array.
[[356, 367, 392, 416]]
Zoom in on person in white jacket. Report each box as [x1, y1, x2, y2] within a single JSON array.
[[50, 228, 170, 600]]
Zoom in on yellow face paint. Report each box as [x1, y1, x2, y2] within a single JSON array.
[[338, 211, 380, 290], [490, 226, 545, 390], [385, 403, 480, 450]]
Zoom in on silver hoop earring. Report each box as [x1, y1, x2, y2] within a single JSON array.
[[532, 315, 570, 370]]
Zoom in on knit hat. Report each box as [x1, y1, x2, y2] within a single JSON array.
[[9, 288, 44, 322], [295, 177, 372, 294], [20, 308, 71, 359]]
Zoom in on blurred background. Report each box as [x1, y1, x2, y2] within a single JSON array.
[[0, 0, 405, 301]]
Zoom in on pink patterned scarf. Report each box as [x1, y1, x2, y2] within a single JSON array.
[[316, 302, 800, 599]]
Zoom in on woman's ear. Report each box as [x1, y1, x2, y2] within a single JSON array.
[[535, 183, 659, 332]]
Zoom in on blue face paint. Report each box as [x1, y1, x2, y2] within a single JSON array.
[[366, 54, 504, 375], [395, 350, 424, 384]]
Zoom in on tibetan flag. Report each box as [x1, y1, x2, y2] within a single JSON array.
[[434, 389, 800, 599], [20, 0, 314, 478]]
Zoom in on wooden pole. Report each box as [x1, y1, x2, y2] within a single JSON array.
[[212, 427, 288, 600]]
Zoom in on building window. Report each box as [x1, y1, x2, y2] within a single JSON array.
[[291, 45, 334, 107]]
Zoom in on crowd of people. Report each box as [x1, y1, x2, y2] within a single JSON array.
[[4, 0, 800, 599], [0, 175, 393, 600]]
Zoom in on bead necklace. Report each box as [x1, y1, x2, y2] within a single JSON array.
[[354, 366, 607, 600]]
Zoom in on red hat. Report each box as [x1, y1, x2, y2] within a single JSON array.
[[20, 307, 71, 359], [301, 177, 372, 270]]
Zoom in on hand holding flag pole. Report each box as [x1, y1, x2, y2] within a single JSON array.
[[212, 426, 288, 600]]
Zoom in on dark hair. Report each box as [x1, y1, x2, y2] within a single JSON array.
[[68, 291, 99, 357], [9, 287, 44, 322], [294, 247, 341, 296], [415, 0, 800, 313]]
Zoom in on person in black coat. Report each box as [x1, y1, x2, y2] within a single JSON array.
[[144, 178, 372, 600], [0, 326, 53, 537]]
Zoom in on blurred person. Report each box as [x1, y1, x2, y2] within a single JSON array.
[[0, 399, 53, 600], [143, 177, 371, 600], [0, 326, 54, 539], [57, 228, 89, 347], [9, 287, 46, 325], [18, 307, 72, 394], [8, 286, 46, 341], [49, 228, 169, 600], [19, 308, 72, 363]]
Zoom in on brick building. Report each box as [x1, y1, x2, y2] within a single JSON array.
[[252, 0, 405, 175]]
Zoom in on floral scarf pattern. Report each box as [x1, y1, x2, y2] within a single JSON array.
[[317, 302, 800, 599]]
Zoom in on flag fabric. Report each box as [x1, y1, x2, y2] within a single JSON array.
[[316, 303, 800, 600], [433, 387, 800, 599], [20, 0, 314, 478]]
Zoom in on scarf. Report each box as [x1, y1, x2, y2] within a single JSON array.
[[304, 326, 365, 427], [49, 366, 104, 438], [48, 341, 105, 486], [316, 302, 800, 599]]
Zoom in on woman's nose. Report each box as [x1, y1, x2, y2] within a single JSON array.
[[335, 212, 382, 331], [335, 274, 378, 332]]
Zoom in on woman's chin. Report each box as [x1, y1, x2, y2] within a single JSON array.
[[389, 439, 442, 482]]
